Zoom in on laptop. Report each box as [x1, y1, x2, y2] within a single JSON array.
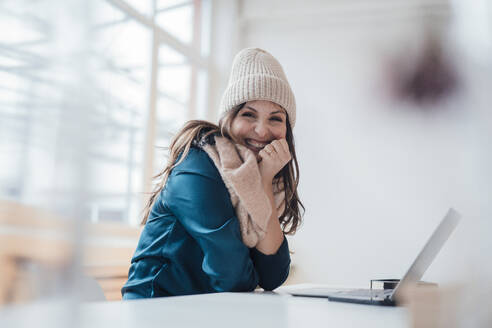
[[289, 208, 461, 306]]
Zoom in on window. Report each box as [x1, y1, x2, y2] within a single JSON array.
[[156, 1, 195, 44], [0, 0, 212, 226]]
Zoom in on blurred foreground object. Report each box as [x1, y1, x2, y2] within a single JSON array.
[[0, 200, 139, 305], [388, 28, 459, 107], [395, 35, 458, 106], [400, 284, 492, 328]]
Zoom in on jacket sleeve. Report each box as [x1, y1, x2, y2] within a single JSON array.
[[163, 152, 259, 292], [249, 236, 291, 291]]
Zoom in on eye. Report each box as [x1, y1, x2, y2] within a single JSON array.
[[242, 112, 255, 118], [270, 116, 283, 122]]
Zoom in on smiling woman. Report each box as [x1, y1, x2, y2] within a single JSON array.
[[231, 100, 288, 158], [121, 48, 304, 299]]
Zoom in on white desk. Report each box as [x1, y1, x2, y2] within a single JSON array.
[[0, 286, 409, 328]]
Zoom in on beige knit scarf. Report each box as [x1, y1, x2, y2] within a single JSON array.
[[201, 136, 285, 248]]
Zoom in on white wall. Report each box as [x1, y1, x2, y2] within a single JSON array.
[[208, 0, 241, 121], [222, 0, 492, 287]]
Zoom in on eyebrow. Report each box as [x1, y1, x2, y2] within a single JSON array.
[[244, 105, 286, 116]]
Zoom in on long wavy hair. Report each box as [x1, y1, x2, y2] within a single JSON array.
[[141, 103, 304, 235]]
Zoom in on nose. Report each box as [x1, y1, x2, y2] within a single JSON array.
[[254, 121, 270, 139]]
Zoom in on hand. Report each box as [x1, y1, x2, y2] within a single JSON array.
[[258, 139, 291, 183]]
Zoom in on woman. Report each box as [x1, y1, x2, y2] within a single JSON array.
[[122, 48, 304, 299]]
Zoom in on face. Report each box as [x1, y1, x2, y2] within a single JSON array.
[[230, 100, 287, 157]]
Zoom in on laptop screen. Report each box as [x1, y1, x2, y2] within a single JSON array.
[[391, 208, 461, 300]]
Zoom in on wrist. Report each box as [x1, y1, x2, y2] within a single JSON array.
[[262, 176, 274, 188]]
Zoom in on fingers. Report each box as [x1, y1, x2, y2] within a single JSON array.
[[270, 140, 284, 154], [270, 139, 291, 161], [257, 139, 291, 180], [264, 144, 275, 155], [280, 139, 290, 154], [258, 147, 272, 159], [259, 139, 291, 162]]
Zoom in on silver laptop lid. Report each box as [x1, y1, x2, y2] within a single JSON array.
[[391, 208, 461, 301]]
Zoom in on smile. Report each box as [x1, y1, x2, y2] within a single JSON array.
[[245, 139, 269, 151]]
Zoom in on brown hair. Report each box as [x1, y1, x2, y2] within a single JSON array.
[[141, 104, 304, 234]]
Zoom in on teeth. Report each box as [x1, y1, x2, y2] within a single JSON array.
[[247, 140, 268, 148]]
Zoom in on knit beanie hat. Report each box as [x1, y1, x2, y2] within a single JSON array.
[[219, 48, 296, 128]]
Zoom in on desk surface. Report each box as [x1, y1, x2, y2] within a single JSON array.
[[0, 285, 409, 328]]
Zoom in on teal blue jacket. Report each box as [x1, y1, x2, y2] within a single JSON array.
[[121, 146, 291, 299]]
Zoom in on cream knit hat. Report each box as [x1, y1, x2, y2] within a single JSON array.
[[219, 48, 296, 128]]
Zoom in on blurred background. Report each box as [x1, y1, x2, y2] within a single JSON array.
[[0, 0, 491, 316]]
